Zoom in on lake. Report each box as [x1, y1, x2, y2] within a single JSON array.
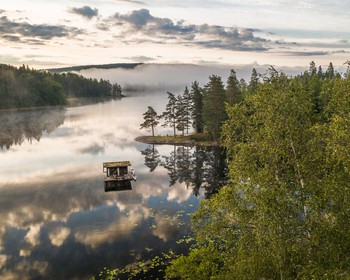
[[0, 92, 226, 279]]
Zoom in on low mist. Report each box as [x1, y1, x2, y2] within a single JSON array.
[[77, 63, 306, 95]]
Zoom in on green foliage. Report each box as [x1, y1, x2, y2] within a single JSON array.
[[166, 65, 350, 279], [203, 75, 227, 140], [226, 69, 242, 106], [165, 245, 223, 280], [248, 68, 259, 94], [191, 81, 204, 133]]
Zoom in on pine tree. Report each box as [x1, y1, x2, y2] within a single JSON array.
[[182, 86, 192, 134], [226, 69, 242, 106], [309, 61, 317, 76], [317, 65, 323, 79], [203, 75, 227, 140], [162, 92, 177, 136], [191, 81, 204, 133], [175, 94, 186, 136], [248, 68, 259, 94], [139, 106, 159, 136], [326, 62, 335, 79]]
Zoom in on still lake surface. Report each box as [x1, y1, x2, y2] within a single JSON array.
[[0, 92, 226, 279]]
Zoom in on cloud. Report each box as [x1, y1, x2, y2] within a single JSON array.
[[77, 142, 105, 155], [282, 51, 330, 56], [49, 226, 71, 247], [116, 0, 145, 4], [105, 9, 271, 52], [68, 6, 98, 19], [122, 55, 156, 62], [0, 16, 81, 44], [281, 50, 349, 57]]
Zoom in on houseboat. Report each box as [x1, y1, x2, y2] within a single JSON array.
[[103, 161, 137, 182]]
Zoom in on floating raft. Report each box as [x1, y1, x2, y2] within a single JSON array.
[[103, 161, 136, 182]]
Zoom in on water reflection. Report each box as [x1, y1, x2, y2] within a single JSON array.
[[104, 180, 133, 192], [0, 108, 65, 149], [141, 144, 227, 198], [0, 96, 226, 279]]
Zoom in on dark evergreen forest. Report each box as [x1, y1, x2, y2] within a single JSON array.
[[0, 64, 122, 110]]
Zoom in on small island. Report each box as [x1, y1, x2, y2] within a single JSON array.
[[135, 133, 217, 146], [137, 77, 232, 147]]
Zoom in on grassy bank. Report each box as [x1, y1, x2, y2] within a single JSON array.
[[135, 133, 218, 146]]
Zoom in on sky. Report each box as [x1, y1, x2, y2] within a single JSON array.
[[1, 0, 350, 71]]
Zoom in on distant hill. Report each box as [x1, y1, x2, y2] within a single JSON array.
[[47, 63, 143, 73]]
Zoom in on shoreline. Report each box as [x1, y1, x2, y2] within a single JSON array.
[[135, 135, 218, 146]]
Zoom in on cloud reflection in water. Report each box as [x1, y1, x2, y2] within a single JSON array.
[[0, 96, 205, 279]]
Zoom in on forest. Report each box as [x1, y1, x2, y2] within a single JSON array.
[[164, 61, 350, 279], [130, 61, 350, 279], [0, 64, 122, 110]]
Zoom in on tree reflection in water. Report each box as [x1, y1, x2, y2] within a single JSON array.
[[141, 144, 161, 172], [0, 108, 65, 149], [141, 144, 227, 198]]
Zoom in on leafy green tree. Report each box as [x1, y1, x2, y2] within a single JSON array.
[[190, 81, 204, 133], [162, 92, 178, 136], [166, 71, 350, 279], [140, 106, 159, 136], [226, 69, 242, 106], [203, 75, 226, 140]]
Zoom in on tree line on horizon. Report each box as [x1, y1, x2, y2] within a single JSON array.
[[0, 64, 122, 110]]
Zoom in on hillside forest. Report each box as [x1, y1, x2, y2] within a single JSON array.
[[0, 64, 122, 110], [135, 61, 350, 279], [163, 61, 350, 279]]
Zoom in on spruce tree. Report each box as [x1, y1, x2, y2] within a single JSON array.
[[226, 69, 242, 106], [182, 86, 192, 134], [175, 94, 186, 136], [248, 68, 259, 94], [162, 92, 177, 136], [191, 81, 204, 133], [326, 62, 335, 79], [203, 75, 226, 140]]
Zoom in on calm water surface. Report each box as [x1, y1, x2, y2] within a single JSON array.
[[0, 93, 226, 279]]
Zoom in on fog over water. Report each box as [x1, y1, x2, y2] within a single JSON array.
[[78, 63, 306, 94]]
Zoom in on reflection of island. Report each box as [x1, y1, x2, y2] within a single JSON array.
[[0, 108, 65, 149], [141, 144, 161, 172], [141, 145, 227, 197]]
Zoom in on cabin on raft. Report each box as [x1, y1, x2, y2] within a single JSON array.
[[103, 161, 136, 182]]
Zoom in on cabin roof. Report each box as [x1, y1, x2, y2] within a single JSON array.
[[103, 161, 131, 168]]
